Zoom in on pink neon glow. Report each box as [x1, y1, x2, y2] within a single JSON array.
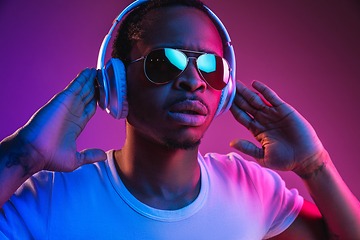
[[0, 0, 359, 203]]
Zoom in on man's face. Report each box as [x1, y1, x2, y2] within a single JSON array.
[[126, 6, 223, 149]]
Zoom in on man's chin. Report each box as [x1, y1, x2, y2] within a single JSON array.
[[163, 137, 201, 150]]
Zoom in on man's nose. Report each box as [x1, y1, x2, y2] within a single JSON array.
[[173, 58, 207, 92]]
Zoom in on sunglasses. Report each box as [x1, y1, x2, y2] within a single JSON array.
[[130, 48, 231, 90]]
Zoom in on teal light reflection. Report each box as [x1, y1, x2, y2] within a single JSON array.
[[198, 54, 216, 73], [165, 49, 187, 70]]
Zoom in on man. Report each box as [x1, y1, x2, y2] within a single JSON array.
[[0, 0, 359, 239]]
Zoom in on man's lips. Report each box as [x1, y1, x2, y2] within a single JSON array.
[[167, 100, 209, 126], [168, 100, 208, 116]]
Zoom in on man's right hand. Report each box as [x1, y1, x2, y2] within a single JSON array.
[[16, 68, 106, 173]]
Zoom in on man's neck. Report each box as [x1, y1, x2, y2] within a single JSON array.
[[114, 126, 201, 210]]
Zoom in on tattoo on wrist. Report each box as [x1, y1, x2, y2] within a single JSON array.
[[324, 218, 340, 240], [6, 152, 35, 177], [328, 231, 340, 240], [298, 162, 327, 179]]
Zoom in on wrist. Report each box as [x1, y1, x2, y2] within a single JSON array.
[[0, 129, 42, 207], [7, 128, 44, 175], [292, 150, 330, 179]]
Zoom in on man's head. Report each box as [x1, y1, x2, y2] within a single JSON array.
[[111, 0, 226, 64], [110, 0, 229, 150]]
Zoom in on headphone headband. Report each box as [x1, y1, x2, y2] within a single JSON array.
[[97, 0, 148, 70]]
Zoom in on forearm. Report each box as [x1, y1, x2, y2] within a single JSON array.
[[297, 150, 360, 238], [0, 129, 40, 207]]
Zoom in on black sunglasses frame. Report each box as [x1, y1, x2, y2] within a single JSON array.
[[129, 48, 231, 90]]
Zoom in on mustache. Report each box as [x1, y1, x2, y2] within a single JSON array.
[[163, 95, 210, 113]]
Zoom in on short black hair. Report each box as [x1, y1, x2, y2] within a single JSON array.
[[111, 0, 223, 64]]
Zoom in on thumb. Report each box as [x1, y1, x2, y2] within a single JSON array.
[[77, 148, 107, 166], [230, 139, 264, 161]]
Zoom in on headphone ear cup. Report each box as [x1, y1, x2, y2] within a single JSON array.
[[97, 67, 109, 112], [104, 58, 129, 119], [215, 75, 236, 117]]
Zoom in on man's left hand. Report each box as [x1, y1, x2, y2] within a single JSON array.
[[230, 80, 326, 174]]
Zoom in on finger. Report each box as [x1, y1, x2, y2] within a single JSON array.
[[256, 93, 273, 107], [65, 68, 93, 95], [232, 92, 273, 124], [230, 104, 267, 138], [232, 91, 255, 116], [82, 85, 95, 106], [76, 148, 107, 166], [74, 99, 96, 136], [229, 139, 264, 164], [79, 68, 97, 100], [232, 92, 270, 119], [230, 103, 253, 129], [236, 81, 267, 110], [81, 98, 97, 124], [251, 80, 284, 107]]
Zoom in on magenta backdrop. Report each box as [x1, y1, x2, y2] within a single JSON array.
[[1, 0, 360, 203]]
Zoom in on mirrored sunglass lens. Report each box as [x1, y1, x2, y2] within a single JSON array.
[[197, 54, 216, 73], [165, 48, 187, 70], [198, 54, 230, 90], [145, 49, 186, 83]]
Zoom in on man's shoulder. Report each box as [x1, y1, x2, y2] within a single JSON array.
[[15, 153, 111, 196], [200, 152, 287, 192], [38, 159, 107, 181], [200, 152, 265, 176]]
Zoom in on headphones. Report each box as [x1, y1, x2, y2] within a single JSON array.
[[96, 0, 236, 119]]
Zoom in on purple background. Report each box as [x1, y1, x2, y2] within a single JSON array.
[[1, 0, 360, 203]]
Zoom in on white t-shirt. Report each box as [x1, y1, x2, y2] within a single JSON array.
[[0, 151, 303, 239]]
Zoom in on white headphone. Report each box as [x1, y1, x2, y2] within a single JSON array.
[[96, 0, 236, 119]]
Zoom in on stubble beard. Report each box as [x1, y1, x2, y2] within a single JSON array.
[[162, 136, 202, 150]]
